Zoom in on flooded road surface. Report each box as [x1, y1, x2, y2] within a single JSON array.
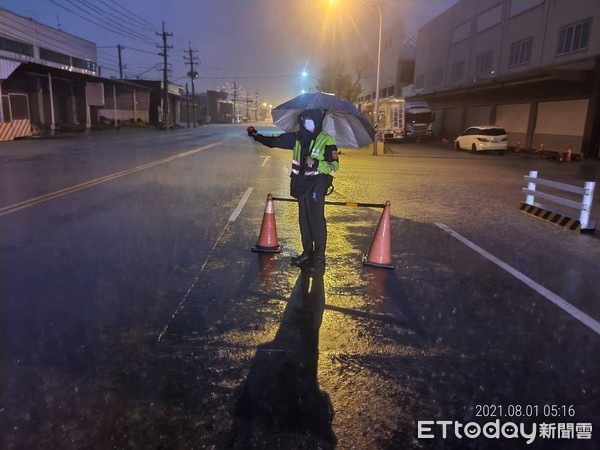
[[1, 127, 598, 449]]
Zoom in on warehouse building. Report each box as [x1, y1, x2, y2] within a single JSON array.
[[0, 7, 159, 141], [411, 0, 600, 158]]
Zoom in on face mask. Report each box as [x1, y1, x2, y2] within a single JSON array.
[[304, 119, 315, 132]]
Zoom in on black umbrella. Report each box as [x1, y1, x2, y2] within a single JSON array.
[[271, 92, 375, 149]]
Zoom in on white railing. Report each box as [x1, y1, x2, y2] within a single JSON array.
[[522, 170, 596, 231]]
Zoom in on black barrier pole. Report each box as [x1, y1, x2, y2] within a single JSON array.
[[271, 197, 386, 208]]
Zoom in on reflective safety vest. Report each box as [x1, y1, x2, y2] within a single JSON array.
[[291, 131, 339, 176]]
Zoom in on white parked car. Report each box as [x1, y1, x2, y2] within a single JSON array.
[[455, 125, 508, 154]]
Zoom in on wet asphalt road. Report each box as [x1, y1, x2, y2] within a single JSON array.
[[0, 125, 599, 449]]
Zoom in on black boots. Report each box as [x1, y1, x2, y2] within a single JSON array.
[[310, 257, 326, 272], [291, 253, 312, 266], [291, 253, 325, 271]]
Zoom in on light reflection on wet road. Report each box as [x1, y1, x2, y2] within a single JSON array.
[[0, 126, 598, 449]]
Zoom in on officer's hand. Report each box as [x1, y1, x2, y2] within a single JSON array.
[[306, 156, 315, 167]]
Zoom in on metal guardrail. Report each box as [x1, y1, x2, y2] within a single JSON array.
[[521, 170, 596, 232]]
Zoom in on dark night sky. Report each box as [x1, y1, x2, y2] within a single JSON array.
[[2, 0, 458, 105]]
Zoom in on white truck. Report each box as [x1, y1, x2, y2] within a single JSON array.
[[376, 98, 434, 141]]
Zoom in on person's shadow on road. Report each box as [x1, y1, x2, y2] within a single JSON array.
[[230, 266, 336, 448]]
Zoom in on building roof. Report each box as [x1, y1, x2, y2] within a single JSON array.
[[9, 61, 154, 91]]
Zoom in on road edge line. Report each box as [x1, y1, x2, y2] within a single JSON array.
[[434, 222, 600, 336], [157, 186, 254, 342], [229, 187, 253, 222]]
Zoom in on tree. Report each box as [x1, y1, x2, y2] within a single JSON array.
[[315, 57, 368, 103]]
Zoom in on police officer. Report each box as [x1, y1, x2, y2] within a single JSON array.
[[252, 109, 339, 270]]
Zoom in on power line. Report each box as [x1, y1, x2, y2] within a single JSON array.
[[126, 46, 160, 56], [198, 74, 299, 80], [98, 47, 159, 67], [80, 0, 157, 34], [131, 63, 161, 78], [107, 0, 157, 29], [1, 10, 159, 79], [1, 12, 97, 51], [65, 0, 154, 42], [99, 64, 118, 72], [48, 0, 154, 43]]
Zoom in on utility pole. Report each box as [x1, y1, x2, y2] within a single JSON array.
[[255, 91, 258, 122], [184, 43, 199, 128], [117, 44, 123, 79], [156, 22, 173, 130], [246, 91, 250, 121], [233, 80, 238, 124], [185, 82, 190, 128]]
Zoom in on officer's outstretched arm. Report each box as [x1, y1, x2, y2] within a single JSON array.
[[253, 132, 296, 149]]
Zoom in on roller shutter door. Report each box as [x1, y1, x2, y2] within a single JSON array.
[[496, 103, 529, 147], [465, 106, 491, 127], [432, 108, 443, 135], [533, 99, 588, 154], [444, 107, 463, 137]]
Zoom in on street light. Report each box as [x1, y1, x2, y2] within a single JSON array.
[[370, 0, 383, 156], [300, 70, 309, 95]]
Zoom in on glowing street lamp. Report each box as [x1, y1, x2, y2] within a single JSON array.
[[300, 70, 309, 94]]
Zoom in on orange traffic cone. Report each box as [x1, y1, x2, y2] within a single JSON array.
[[252, 194, 282, 253], [515, 140, 522, 152], [566, 147, 572, 161], [363, 201, 394, 269]]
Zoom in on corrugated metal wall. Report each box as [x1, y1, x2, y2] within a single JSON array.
[[533, 99, 588, 153], [465, 106, 491, 127], [444, 107, 463, 136], [496, 103, 530, 147]]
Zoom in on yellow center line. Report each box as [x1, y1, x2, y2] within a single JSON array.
[[0, 141, 223, 217]]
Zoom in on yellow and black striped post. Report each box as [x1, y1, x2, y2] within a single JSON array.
[[519, 202, 584, 232]]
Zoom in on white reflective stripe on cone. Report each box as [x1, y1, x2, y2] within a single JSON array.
[[265, 200, 274, 214]]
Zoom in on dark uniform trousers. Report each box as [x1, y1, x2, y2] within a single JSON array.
[[297, 185, 326, 260]]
